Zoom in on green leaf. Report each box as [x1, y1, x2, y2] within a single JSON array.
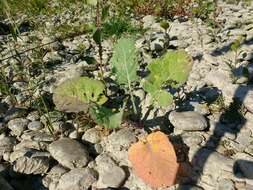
[[143, 50, 192, 107], [93, 28, 102, 45], [86, 0, 97, 6], [53, 77, 107, 113], [110, 37, 139, 86], [145, 50, 192, 88], [230, 35, 245, 52], [90, 106, 123, 129], [166, 50, 193, 87]]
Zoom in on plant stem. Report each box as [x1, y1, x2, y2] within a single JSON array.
[[95, 0, 104, 80], [128, 86, 137, 115]]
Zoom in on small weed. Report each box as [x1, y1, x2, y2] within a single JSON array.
[[102, 17, 144, 39]]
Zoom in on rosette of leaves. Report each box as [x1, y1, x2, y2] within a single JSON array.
[[53, 77, 108, 113], [110, 37, 139, 113], [143, 50, 193, 107]]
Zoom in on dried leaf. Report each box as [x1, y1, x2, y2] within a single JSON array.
[[128, 131, 179, 188]]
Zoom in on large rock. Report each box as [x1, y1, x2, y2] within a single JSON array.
[[56, 168, 97, 190], [48, 138, 90, 169], [169, 111, 208, 131]]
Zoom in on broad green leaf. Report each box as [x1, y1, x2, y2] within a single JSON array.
[[145, 50, 192, 88], [143, 50, 192, 107], [166, 50, 193, 87], [53, 77, 107, 113], [110, 37, 139, 86], [90, 106, 123, 129]]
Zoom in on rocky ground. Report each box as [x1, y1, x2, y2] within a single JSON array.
[[1, 1, 253, 190]]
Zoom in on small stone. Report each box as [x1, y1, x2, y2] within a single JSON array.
[[8, 118, 29, 136], [68, 130, 78, 139], [43, 51, 62, 64], [181, 132, 205, 147], [41, 36, 63, 51], [82, 128, 101, 144], [26, 111, 40, 121], [28, 121, 43, 131], [4, 107, 27, 122], [142, 15, 156, 29], [96, 154, 126, 188], [169, 111, 208, 131], [234, 152, 253, 179], [56, 168, 97, 190], [21, 131, 54, 142], [217, 178, 235, 190], [42, 165, 67, 189], [0, 135, 16, 157], [14, 140, 48, 151], [48, 138, 90, 169]]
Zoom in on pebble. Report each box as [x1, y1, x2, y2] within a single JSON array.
[[27, 121, 43, 131], [82, 128, 101, 144]]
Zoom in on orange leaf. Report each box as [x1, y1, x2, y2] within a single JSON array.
[[128, 131, 179, 188]]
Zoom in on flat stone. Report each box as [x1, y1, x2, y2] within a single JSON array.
[[27, 121, 43, 131], [169, 111, 208, 131], [48, 138, 90, 169], [56, 168, 97, 190], [13, 154, 50, 174], [96, 154, 126, 188], [21, 131, 54, 142]]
